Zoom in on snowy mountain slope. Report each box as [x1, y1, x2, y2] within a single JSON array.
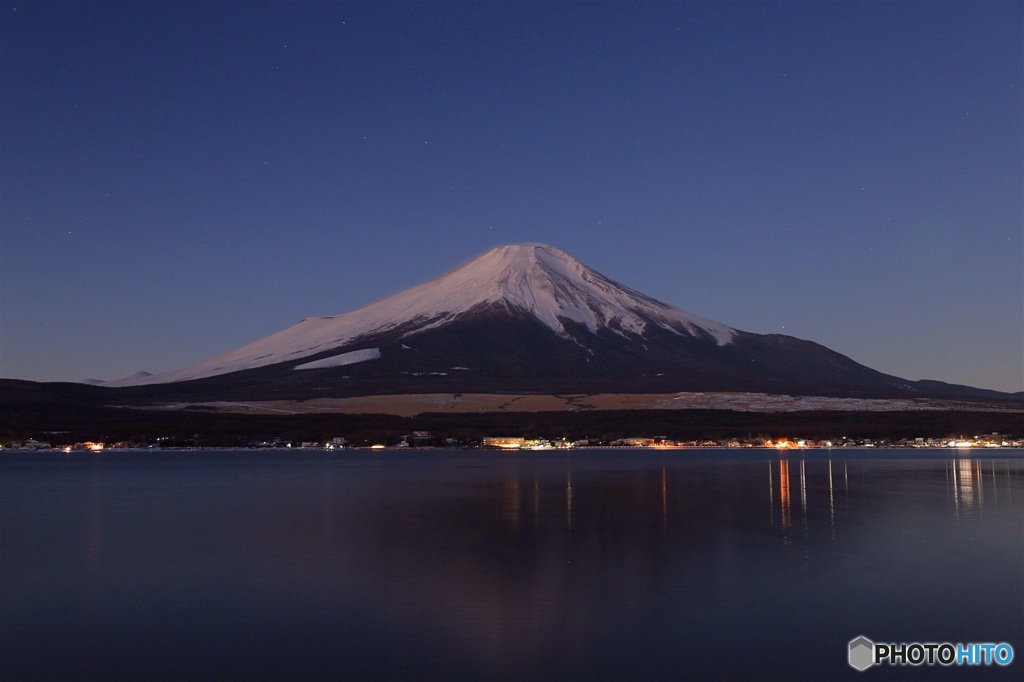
[[110, 244, 736, 386], [97, 370, 152, 386]]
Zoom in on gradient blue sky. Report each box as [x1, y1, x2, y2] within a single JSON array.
[[2, 1, 1021, 392]]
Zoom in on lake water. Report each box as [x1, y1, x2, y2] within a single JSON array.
[[2, 449, 1021, 680]]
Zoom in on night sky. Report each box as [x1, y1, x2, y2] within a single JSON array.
[[2, 1, 1021, 393]]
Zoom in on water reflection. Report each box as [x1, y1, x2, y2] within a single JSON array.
[[955, 457, 975, 513], [827, 459, 835, 543], [661, 465, 667, 529], [947, 456, 1019, 521], [565, 467, 573, 531], [1, 450, 1022, 680], [778, 457, 791, 542]]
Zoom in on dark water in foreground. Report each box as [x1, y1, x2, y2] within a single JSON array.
[[1, 449, 1021, 680]]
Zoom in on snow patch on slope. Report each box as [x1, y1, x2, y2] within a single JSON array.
[[293, 348, 380, 370]]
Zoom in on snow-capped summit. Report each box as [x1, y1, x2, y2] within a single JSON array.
[[430, 244, 735, 344], [120, 244, 735, 385]]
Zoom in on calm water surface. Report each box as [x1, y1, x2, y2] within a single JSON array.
[[2, 449, 1021, 680]]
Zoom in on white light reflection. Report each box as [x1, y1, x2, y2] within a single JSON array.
[[828, 459, 836, 544], [958, 459, 975, 512], [800, 459, 808, 539], [661, 465, 667, 530], [566, 469, 573, 532]]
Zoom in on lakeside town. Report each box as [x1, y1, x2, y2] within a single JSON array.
[[6, 431, 1022, 452]]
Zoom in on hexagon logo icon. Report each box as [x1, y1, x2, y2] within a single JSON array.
[[849, 636, 875, 671]]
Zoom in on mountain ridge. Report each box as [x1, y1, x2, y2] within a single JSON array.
[[106, 244, 735, 386], [80, 243, 1018, 404]]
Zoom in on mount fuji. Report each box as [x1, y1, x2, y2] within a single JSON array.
[[106, 244, 1005, 402]]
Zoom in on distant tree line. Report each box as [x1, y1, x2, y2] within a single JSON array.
[[2, 398, 1020, 448]]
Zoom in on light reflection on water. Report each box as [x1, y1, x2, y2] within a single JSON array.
[[1, 449, 1022, 680]]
